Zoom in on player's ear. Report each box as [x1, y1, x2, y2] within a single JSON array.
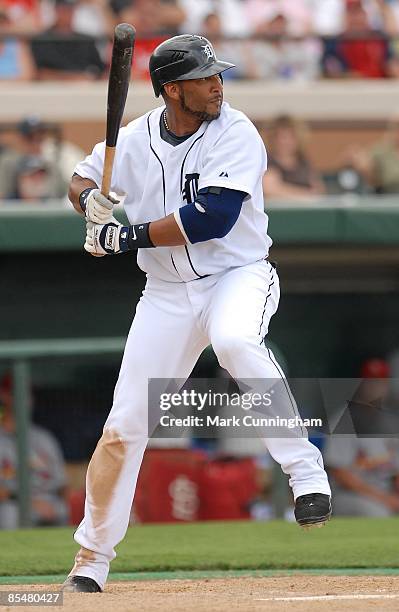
[[163, 81, 180, 101]]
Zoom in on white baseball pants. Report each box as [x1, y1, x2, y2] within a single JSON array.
[[70, 260, 330, 588]]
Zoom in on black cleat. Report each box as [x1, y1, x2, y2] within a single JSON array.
[[294, 493, 332, 530], [61, 576, 102, 593]]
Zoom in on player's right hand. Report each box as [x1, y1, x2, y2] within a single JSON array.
[[84, 219, 129, 256], [82, 189, 117, 224]]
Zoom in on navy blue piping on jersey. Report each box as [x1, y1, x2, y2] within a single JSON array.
[[184, 245, 210, 280], [147, 112, 184, 281], [147, 113, 166, 216], [179, 132, 209, 280], [170, 253, 180, 276], [179, 133, 205, 193]]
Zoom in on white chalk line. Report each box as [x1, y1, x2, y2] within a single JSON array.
[[255, 593, 399, 602]]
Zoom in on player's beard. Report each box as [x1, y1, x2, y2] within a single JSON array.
[[179, 90, 221, 122]]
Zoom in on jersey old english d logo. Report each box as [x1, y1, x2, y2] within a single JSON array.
[[182, 173, 200, 204]]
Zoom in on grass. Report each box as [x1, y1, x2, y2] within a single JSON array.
[[0, 518, 398, 577]]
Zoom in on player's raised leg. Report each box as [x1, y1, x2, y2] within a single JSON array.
[[63, 277, 208, 592], [204, 260, 331, 526]]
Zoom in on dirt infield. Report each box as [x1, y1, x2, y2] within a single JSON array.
[[2, 576, 399, 611]]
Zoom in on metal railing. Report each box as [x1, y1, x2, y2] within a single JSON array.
[[0, 337, 125, 527]]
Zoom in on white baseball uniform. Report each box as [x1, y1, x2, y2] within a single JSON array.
[[70, 102, 331, 589]]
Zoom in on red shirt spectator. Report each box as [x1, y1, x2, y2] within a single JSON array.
[[322, 0, 399, 78], [339, 35, 390, 77]]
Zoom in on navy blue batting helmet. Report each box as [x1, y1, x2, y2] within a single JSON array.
[[149, 35, 235, 97]]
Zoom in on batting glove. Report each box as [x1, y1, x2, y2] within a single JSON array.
[[85, 219, 130, 256], [79, 188, 118, 224], [85, 220, 154, 256]]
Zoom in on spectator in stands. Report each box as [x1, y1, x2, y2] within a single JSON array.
[[0, 9, 35, 80], [0, 117, 68, 199], [11, 155, 54, 200], [245, 0, 313, 36], [324, 359, 399, 517], [0, 373, 69, 529], [322, 0, 399, 78], [110, 0, 186, 80], [250, 11, 321, 81], [309, 0, 346, 36], [179, 0, 250, 37], [199, 12, 257, 79], [157, 0, 187, 35], [362, 0, 399, 36], [72, 0, 114, 38], [348, 116, 399, 193], [30, 0, 105, 81], [262, 115, 326, 201], [386, 0, 399, 33], [110, 0, 185, 36], [310, 0, 399, 36]]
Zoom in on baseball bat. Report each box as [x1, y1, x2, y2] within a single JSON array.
[[101, 23, 136, 197]]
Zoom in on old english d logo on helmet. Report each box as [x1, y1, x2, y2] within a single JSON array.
[[149, 34, 235, 97]]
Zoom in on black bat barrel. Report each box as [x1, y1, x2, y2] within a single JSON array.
[[106, 23, 136, 148]]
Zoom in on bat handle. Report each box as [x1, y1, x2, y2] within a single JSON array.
[[101, 145, 116, 197]]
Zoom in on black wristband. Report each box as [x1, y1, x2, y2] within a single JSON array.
[[79, 187, 94, 213], [126, 223, 154, 250]]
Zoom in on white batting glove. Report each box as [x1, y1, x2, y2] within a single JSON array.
[[84, 219, 130, 256], [84, 221, 103, 257], [80, 188, 118, 224]]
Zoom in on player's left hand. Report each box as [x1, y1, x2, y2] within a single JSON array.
[[84, 219, 130, 256], [80, 188, 119, 224]]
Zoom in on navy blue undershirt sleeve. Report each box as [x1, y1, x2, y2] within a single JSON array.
[[178, 187, 246, 244]]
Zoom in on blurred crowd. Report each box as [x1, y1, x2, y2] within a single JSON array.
[[262, 114, 399, 200], [2, 111, 399, 202], [1, 1, 399, 202], [0, 117, 84, 201], [2, 0, 399, 81]]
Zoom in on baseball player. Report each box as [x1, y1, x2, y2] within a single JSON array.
[[62, 35, 331, 593]]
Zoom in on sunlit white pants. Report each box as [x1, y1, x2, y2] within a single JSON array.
[[70, 260, 330, 589]]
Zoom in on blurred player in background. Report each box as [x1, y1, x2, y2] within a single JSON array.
[[0, 374, 69, 529], [325, 358, 399, 517]]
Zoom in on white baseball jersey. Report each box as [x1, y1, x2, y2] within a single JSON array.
[[74, 102, 272, 282]]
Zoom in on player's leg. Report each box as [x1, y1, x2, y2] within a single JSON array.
[[65, 277, 208, 590], [204, 261, 331, 511]]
